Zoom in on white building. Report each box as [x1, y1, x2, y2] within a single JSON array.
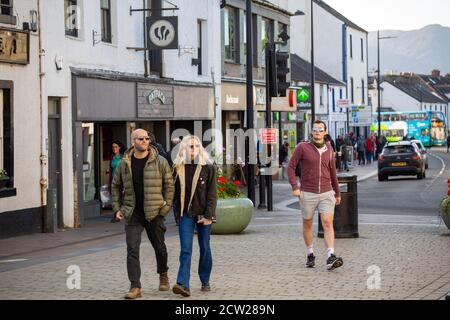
[[380, 73, 448, 114], [288, 0, 369, 137], [1, 0, 221, 237], [1, 0, 43, 238]]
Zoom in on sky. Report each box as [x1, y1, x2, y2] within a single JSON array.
[[323, 0, 450, 32]]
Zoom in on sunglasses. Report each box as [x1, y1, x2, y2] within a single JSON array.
[[190, 144, 200, 149], [136, 137, 150, 142], [312, 128, 325, 133]]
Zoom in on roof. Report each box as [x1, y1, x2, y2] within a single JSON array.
[[290, 54, 345, 86], [313, 0, 368, 34], [382, 75, 448, 104], [253, 0, 293, 16], [418, 74, 450, 86], [386, 141, 414, 146], [418, 74, 450, 96]]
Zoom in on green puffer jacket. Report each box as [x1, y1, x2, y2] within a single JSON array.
[[111, 145, 174, 222]]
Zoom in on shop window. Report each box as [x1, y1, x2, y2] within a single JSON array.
[[0, 82, 14, 196], [82, 123, 96, 202]]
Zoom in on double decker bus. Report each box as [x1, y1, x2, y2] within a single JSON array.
[[371, 111, 447, 147]]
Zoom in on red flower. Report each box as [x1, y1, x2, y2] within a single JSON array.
[[234, 180, 241, 186], [220, 187, 226, 192], [218, 176, 227, 184]]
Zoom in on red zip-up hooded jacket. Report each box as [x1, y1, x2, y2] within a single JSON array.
[[287, 141, 340, 197]]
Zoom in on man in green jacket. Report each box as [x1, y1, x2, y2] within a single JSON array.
[[112, 129, 174, 299]]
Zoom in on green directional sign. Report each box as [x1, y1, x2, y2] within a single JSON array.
[[297, 87, 310, 103]]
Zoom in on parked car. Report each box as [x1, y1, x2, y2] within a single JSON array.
[[411, 139, 428, 169], [378, 141, 426, 181]]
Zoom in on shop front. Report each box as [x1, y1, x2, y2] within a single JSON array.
[[71, 70, 214, 224]]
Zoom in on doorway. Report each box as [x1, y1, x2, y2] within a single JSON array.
[[48, 98, 63, 228]]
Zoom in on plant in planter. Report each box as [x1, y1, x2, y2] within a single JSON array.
[[0, 169, 9, 189], [212, 167, 254, 234], [440, 188, 450, 230]]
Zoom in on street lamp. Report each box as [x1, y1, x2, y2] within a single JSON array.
[[310, 0, 315, 128], [245, 0, 255, 205], [377, 31, 396, 137]]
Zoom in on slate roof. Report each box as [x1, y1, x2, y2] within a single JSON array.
[[382, 74, 448, 104], [291, 54, 345, 86]]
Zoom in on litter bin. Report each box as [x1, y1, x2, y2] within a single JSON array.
[[318, 174, 359, 238]]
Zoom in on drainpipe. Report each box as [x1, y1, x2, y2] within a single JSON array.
[[37, 0, 48, 207]]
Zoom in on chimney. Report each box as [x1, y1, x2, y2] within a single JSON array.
[[431, 69, 440, 78]]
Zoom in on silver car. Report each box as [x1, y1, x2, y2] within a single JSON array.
[[411, 140, 428, 169]]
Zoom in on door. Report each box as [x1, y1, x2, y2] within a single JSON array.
[[48, 99, 63, 228]]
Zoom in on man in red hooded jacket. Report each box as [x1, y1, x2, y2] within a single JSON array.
[[288, 120, 343, 270]]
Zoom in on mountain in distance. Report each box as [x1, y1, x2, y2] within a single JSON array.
[[368, 24, 450, 75]]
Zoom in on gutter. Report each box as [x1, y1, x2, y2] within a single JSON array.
[[37, 0, 48, 207]]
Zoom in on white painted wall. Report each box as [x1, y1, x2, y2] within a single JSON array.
[[381, 81, 447, 112], [37, 0, 221, 227], [0, 0, 41, 213], [347, 27, 368, 106]]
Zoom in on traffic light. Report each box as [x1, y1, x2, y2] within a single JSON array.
[[267, 46, 278, 97], [276, 51, 290, 97]]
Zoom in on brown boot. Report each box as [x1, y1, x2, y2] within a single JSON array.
[[159, 272, 170, 291], [124, 287, 142, 299]]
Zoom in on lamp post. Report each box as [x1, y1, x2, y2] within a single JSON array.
[[310, 0, 315, 128], [245, 0, 255, 205], [377, 31, 396, 137]]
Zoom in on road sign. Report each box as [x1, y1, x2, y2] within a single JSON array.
[[261, 128, 277, 144], [297, 87, 310, 103], [337, 99, 350, 109]]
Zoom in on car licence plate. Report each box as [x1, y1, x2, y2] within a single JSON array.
[[391, 162, 407, 167]]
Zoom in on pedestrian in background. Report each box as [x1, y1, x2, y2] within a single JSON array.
[[108, 140, 126, 222], [172, 135, 217, 297], [112, 129, 174, 300], [357, 136, 366, 165], [287, 120, 343, 271], [447, 133, 450, 153]]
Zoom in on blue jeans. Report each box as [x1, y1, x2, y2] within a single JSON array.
[[176, 215, 212, 289]]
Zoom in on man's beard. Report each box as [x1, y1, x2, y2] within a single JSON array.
[[312, 137, 325, 148]]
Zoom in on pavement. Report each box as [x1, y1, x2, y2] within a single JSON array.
[[1, 160, 449, 300]]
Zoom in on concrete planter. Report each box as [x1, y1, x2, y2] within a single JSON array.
[[440, 196, 450, 230], [212, 198, 254, 234]]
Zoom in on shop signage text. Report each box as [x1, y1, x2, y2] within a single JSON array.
[[148, 89, 166, 104], [226, 94, 239, 104]]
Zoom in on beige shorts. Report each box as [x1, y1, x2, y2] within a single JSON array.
[[299, 190, 336, 220]]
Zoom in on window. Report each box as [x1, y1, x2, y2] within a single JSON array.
[[0, 0, 12, 15], [361, 38, 364, 61], [100, 0, 112, 43], [278, 22, 288, 51], [0, 81, 14, 195], [0, 0, 16, 25], [261, 17, 273, 67], [349, 34, 353, 59], [361, 79, 365, 104], [350, 78, 354, 103], [197, 20, 202, 75], [65, 0, 79, 37], [319, 85, 324, 106], [222, 7, 237, 62], [332, 88, 336, 113]]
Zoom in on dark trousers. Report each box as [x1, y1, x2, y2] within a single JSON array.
[[125, 215, 168, 289], [176, 215, 212, 289]]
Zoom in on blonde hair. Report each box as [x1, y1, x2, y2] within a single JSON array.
[[173, 135, 212, 169]]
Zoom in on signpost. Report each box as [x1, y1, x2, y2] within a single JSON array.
[[337, 99, 350, 109]]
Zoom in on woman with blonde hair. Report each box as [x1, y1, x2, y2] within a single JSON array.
[[171, 135, 217, 297]]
